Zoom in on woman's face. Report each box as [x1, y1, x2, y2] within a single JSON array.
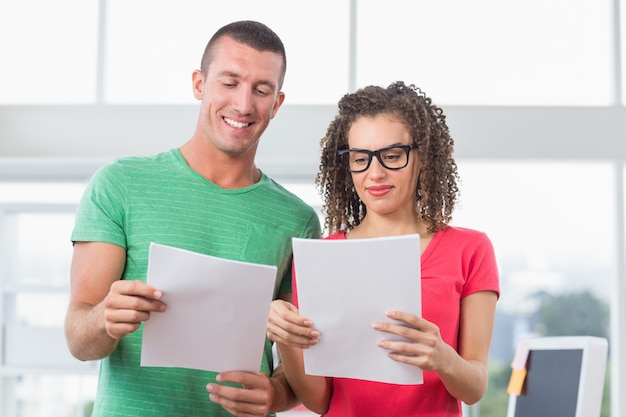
[[346, 114, 421, 218]]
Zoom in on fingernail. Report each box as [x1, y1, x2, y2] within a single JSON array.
[[206, 384, 213, 392], [387, 311, 397, 318], [372, 322, 381, 330], [311, 331, 320, 337]]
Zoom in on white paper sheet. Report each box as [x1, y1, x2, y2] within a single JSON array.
[[140, 242, 277, 373], [293, 234, 423, 385]]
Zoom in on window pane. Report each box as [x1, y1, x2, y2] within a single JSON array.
[[9, 213, 75, 288], [10, 374, 97, 417], [0, 182, 96, 417], [358, 0, 613, 106], [453, 161, 614, 415], [105, 0, 350, 104], [0, 182, 86, 204], [14, 293, 69, 326], [0, 0, 99, 104]]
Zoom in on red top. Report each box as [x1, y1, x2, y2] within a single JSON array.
[[292, 226, 500, 417]]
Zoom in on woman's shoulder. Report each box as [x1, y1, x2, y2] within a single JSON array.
[[437, 225, 492, 246], [324, 231, 347, 240], [441, 225, 486, 237]]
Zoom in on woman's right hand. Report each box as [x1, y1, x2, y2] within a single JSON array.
[[267, 300, 320, 348]]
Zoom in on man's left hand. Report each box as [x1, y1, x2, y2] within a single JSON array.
[[207, 371, 274, 417]]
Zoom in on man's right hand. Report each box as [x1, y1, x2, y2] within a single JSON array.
[[65, 241, 165, 361], [103, 280, 166, 340]]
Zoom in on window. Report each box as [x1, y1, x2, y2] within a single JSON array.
[[0, 183, 98, 417], [2, 0, 616, 106], [357, 0, 613, 106], [453, 161, 614, 416], [0, 0, 99, 104]]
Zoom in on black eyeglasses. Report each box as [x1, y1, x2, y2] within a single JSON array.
[[338, 144, 417, 173]]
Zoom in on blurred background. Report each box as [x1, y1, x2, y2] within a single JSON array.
[[0, 1, 624, 416]]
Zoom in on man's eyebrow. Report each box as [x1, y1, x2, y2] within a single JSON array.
[[216, 71, 277, 91], [217, 71, 240, 79], [256, 80, 277, 91]]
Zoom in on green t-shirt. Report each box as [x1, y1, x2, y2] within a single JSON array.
[[72, 148, 321, 417]]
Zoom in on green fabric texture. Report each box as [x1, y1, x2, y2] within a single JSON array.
[[72, 148, 321, 416]]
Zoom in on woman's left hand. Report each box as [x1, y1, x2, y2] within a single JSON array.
[[372, 310, 453, 372]]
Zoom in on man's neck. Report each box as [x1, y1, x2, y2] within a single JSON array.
[[179, 141, 260, 189]]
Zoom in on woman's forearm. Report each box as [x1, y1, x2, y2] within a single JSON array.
[[436, 344, 489, 405], [276, 342, 332, 414]]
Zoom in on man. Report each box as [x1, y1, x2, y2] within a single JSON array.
[[64, 20, 321, 417]]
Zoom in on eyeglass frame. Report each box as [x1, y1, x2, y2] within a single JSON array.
[[337, 143, 418, 173]]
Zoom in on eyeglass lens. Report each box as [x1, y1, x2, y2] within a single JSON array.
[[345, 145, 412, 172]]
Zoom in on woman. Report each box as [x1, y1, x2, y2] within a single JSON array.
[[267, 81, 500, 416]]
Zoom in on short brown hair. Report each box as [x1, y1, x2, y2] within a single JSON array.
[[200, 20, 287, 89]]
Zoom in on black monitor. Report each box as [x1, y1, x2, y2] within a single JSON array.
[[506, 336, 608, 417]]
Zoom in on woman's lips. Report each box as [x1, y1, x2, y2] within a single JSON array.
[[366, 185, 392, 197]]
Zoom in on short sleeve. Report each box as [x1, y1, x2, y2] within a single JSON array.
[[71, 163, 128, 248], [462, 232, 500, 299]]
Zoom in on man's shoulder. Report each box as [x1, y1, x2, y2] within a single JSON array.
[[262, 177, 314, 207], [111, 148, 177, 168], [95, 149, 178, 177]]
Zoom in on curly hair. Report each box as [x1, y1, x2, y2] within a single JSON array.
[[316, 81, 459, 235]]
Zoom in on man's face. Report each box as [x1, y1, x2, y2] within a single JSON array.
[[192, 36, 285, 158]]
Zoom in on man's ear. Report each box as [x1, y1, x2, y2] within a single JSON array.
[[270, 91, 286, 119], [192, 69, 204, 100]]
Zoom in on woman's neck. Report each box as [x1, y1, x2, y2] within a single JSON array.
[[346, 213, 434, 255], [347, 212, 431, 239]]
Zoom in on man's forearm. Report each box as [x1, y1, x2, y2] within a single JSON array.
[[65, 303, 118, 361], [269, 365, 301, 413]]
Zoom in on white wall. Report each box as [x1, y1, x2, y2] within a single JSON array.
[[1, 105, 625, 181]]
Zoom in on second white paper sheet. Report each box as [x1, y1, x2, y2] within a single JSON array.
[[292, 234, 423, 385]]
